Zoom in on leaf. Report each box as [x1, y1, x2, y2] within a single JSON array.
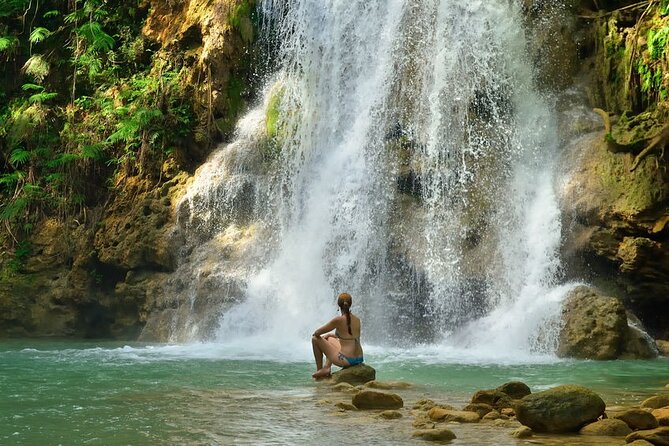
[[0, 171, 24, 187], [28, 91, 58, 104], [0, 197, 28, 221], [29, 27, 52, 44], [80, 143, 105, 160], [0, 36, 19, 53], [43, 10, 59, 18], [21, 83, 44, 91], [9, 149, 31, 166], [77, 22, 115, 51]]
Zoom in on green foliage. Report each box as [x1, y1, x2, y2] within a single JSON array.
[[0, 0, 197, 256], [647, 27, 669, 60]]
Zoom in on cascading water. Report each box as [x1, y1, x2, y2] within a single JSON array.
[[168, 0, 576, 359]]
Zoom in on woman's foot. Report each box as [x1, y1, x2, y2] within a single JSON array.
[[312, 367, 331, 379]]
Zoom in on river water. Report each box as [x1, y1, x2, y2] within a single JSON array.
[[2, 340, 667, 445]]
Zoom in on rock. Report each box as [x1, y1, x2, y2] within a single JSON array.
[[332, 383, 357, 393], [515, 384, 606, 433], [612, 409, 659, 430], [331, 364, 376, 385], [413, 399, 437, 411], [580, 418, 633, 436], [628, 440, 656, 446], [625, 426, 669, 445], [497, 381, 532, 400], [501, 407, 516, 417], [641, 396, 669, 410], [379, 410, 402, 419], [411, 428, 457, 442], [335, 402, 357, 411], [652, 408, 669, 426], [657, 340, 669, 356], [352, 390, 403, 410], [428, 408, 480, 423], [364, 380, 412, 390], [557, 286, 657, 360], [511, 426, 533, 438], [462, 403, 493, 418], [413, 415, 435, 429], [482, 410, 504, 421]]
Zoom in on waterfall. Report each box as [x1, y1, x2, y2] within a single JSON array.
[[169, 0, 572, 358]]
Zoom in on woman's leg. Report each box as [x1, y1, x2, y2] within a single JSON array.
[[311, 336, 347, 378]]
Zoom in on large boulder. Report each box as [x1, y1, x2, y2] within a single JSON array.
[[352, 390, 403, 410], [557, 286, 658, 360], [515, 385, 606, 433], [471, 381, 530, 410], [331, 364, 376, 385], [559, 129, 669, 339]]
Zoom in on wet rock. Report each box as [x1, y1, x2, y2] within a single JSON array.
[[657, 340, 669, 356], [652, 408, 669, 426], [463, 403, 494, 418], [557, 286, 658, 360], [641, 396, 669, 410], [511, 426, 533, 438], [413, 399, 437, 411], [428, 408, 480, 423], [580, 418, 633, 436], [612, 409, 659, 430], [482, 410, 505, 421], [332, 383, 357, 393], [331, 364, 376, 385], [364, 380, 412, 390], [411, 428, 457, 442], [627, 440, 655, 446], [515, 384, 606, 433], [413, 415, 435, 429], [379, 410, 402, 419], [625, 426, 669, 445], [497, 381, 532, 399], [352, 390, 403, 410], [335, 402, 357, 411], [501, 407, 516, 417]]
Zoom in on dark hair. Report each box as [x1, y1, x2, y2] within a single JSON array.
[[337, 293, 352, 335]]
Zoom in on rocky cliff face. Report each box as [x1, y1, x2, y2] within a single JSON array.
[[2, 0, 669, 342], [0, 0, 257, 338]]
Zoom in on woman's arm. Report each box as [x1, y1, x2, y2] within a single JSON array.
[[312, 317, 339, 337]]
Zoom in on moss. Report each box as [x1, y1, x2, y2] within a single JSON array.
[[228, 0, 255, 43]]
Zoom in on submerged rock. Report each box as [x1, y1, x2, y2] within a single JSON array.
[[611, 408, 659, 430], [331, 364, 376, 385], [652, 408, 669, 426], [515, 385, 605, 433], [379, 410, 402, 419], [579, 418, 632, 436], [625, 426, 669, 445], [428, 408, 480, 423], [463, 403, 493, 418], [641, 396, 669, 410], [511, 426, 533, 438], [557, 286, 658, 360], [411, 428, 456, 442], [352, 390, 403, 410]]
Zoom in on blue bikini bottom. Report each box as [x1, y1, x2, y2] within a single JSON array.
[[338, 352, 364, 366]]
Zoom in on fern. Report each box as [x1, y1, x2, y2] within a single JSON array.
[[0, 197, 28, 221], [80, 143, 105, 160], [21, 83, 43, 92], [29, 27, 51, 44], [43, 10, 59, 19], [28, 91, 58, 104], [0, 36, 19, 53], [22, 54, 50, 82], [77, 22, 115, 51], [0, 172, 24, 187], [9, 149, 31, 166]]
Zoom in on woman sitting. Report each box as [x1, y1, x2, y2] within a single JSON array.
[[311, 292, 364, 379]]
